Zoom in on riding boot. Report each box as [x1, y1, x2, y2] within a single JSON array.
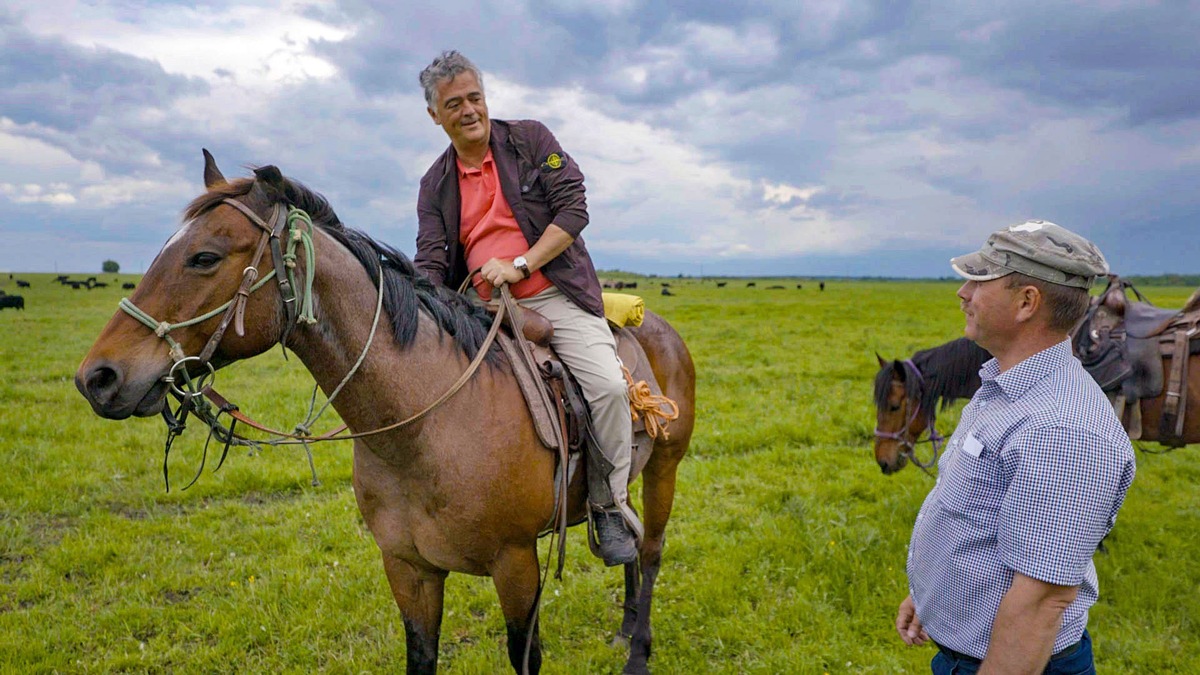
[[586, 429, 644, 567]]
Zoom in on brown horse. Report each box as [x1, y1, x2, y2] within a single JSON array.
[[75, 153, 695, 674], [872, 338, 989, 474], [874, 333, 1200, 474]]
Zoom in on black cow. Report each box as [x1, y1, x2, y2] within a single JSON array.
[[661, 287, 674, 296], [16, 280, 30, 288], [716, 282, 727, 288], [819, 282, 825, 291], [747, 282, 756, 287], [796, 284, 803, 289], [624, 282, 637, 289], [767, 285, 785, 290], [0, 295, 25, 310], [122, 282, 136, 290]]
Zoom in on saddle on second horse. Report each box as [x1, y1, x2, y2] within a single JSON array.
[[1073, 275, 1200, 445]]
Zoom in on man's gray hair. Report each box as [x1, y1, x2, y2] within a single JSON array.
[[419, 50, 484, 109]]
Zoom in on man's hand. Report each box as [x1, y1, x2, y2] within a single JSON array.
[[480, 257, 525, 287], [896, 595, 930, 646]]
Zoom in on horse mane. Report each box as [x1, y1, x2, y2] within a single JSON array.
[[184, 176, 497, 360], [873, 337, 990, 420]]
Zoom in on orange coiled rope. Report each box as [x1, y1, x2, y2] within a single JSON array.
[[622, 365, 680, 440]]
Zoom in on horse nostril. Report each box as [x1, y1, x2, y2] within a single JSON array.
[[85, 364, 122, 403], [878, 460, 889, 473]]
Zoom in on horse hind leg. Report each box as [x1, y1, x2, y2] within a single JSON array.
[[491, 545, 544, 674], [615, 560, 640, 646], [622, 450, 683, 675], [380, 556, 447, 675]]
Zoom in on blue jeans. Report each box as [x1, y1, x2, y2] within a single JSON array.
[[931, 630, 1094, 675]]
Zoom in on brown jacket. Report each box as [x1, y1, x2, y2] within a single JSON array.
[[415, 119, 604, 317]]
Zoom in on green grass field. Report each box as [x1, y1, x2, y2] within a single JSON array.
[[1, 273, 1197, 673]]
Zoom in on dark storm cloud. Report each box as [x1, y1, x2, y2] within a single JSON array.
[[0, 17, 207, 132]]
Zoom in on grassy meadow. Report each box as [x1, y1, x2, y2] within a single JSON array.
[[1, 272, 1197, 673]]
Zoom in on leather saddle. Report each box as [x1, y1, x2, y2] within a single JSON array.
[[487, 297, 665, 485], [1073, 275, 1200, 445]]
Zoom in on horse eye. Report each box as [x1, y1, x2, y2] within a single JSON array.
[[889, 403, 902, 412], [188, 252, 222, 269]]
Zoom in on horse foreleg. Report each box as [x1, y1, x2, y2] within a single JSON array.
[[381, 556, 447, 675], [491, 545, 543, 674], [623, 456, 681, 675]]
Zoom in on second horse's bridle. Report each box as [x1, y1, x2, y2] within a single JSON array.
[[873, 359, 945, 476]]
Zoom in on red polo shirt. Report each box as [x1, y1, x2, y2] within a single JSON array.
[[458, 150, 552, 301]]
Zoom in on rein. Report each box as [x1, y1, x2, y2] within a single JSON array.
[[874, 359, 945, 477]]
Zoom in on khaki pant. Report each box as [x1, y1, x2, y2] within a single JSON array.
[[517, 287, 633, 510]]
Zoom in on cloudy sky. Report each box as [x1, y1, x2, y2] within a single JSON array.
[[2, 1, 1199, 277]]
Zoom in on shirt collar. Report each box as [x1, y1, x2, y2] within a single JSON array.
[[456, 149, 494, 177], [979, 338, 1073, 401]]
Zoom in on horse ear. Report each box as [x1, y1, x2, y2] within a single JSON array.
[[202, 148, 226, 188], [876, 352, 887, 368], [892, 359, 906, 382], [252, 165, 286, 200]]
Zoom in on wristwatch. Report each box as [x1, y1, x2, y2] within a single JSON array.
[[512, 256, 531, 279]]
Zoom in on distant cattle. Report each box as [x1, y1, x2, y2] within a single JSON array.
[[122, 282, 136, 290], [819, 282, 826, 291], [767, 285, 785, 290], [90, 282, 109, 289], [0, 295, 25, 310], [716, 282, 727, 288], [746, 282, 756, 287], [624, 282, 637, 289], [661, 287, 674, 296], [70, 281, 84, 289], [16, 280, 29, 288], [796, 284, 803, 289]]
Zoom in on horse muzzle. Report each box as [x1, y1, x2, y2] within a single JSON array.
[[76, 359, 168, 419]]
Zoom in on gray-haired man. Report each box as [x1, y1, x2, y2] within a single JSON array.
[[412, 50, 643, 566], [896, 220, 1136, 674]]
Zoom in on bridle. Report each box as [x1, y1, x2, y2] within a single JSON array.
[[873, 359, 945, 477], [115, 196, 507, 490], [116, 197, 321, 488]]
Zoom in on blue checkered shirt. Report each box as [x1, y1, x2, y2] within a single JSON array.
[[907, 339, 1135, 659]]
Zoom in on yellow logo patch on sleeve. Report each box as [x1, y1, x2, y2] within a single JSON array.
[[544, 153, 563, 170]]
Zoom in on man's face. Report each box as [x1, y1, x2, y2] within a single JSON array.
[[957, 277, 1022, 351], [427, 71, 489, 150]]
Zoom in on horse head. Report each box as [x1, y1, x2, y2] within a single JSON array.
[[872, 354, 930, 474], [76, 150, 298, 419]]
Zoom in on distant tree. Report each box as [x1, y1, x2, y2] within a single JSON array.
[[102, 260, 120, 274]]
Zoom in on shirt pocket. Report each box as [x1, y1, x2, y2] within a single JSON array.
[[938, 440, 1003, 525]]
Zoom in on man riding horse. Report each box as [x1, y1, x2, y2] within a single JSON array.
[[413, 50, 642, 566]]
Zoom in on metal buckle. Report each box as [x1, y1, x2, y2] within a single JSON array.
[[163, 356, 217, 398]]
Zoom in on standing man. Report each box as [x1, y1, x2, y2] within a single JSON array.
[[896, 220, 1136, 674], [413, 51, 642, 566]]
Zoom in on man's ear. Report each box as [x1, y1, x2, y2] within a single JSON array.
[[427, 107, 440, 125], [1014, 284, 1042, 323]]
